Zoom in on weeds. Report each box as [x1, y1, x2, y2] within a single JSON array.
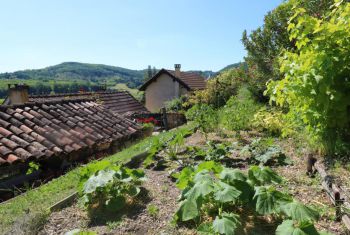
[[147, 204, 159, 218]]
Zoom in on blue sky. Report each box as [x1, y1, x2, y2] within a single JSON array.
[[0, 0, 282, 73]]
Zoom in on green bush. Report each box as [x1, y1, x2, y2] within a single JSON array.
[[253, 107, 298, 138], [186, 103, 218, 134], [165, 96, 188, 112], [219, 87, 261, 131]]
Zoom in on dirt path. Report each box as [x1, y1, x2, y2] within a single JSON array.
[[39, 169, 192, 235]]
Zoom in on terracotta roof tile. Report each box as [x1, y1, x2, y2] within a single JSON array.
[[29, 91, 149, 115], [0, 99, 141, 167]]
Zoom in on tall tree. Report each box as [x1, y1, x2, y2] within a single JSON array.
[[242, 0, 332, 98]]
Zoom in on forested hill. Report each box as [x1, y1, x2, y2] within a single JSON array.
[[0, 62, 238, 98], [0, 62, 145, 88]]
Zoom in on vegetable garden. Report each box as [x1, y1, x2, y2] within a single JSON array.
[[36, 124, 343, 234]]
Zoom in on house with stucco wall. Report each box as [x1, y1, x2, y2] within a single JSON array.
[[139, 64, 207, 112]]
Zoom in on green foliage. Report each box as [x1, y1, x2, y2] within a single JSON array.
[[204, 141, 233, 161], [65, 229, 97, 235], [242, 0, 332, 99], [275, 220, 320, 235], [143, 138, 165, 168], [80, 165, 145, 217], [281, 200, 319, 222], [267, 0, 350, 154], [164, 129, 190, 159], [240, 138, 292, 166], [253, 107, 297, 137], [188, 66, 248, 108], [78, 160, 112, 191], [165, 96, 188, 112], [147, 204, 159, 218], [174, 163, 325, 234], [212, 212, 241, 235], [26, 161, 40, 175], [219, 87, 261, 131], [186, 104, 218, 134], [248, 165, 282, 186]]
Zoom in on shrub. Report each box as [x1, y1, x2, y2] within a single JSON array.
[[187, 66, 247, 108], [165, 96, 188, 112], [219, 87, 261, 131], [253, 107, 297, 138], [186, 103, 218, 134]]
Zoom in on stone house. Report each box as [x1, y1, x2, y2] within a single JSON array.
[[139, 64, 207, 112]]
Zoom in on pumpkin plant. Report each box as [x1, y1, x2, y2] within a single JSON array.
[[80, 165, 145, 218], [174, 162, 329, 235]]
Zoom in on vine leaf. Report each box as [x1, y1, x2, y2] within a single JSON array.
[[212, 212, 241, 235]]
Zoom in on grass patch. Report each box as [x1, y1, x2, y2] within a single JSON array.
[[0, 125, 191, 234]]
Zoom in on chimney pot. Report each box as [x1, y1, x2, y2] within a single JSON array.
[[174, 64, 181, 78]]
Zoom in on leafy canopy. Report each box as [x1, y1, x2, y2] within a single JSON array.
[[267, 0, 350, 153]]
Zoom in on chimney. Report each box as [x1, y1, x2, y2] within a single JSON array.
[[174, 64, 181, 78], [8, 84, 29, 105]]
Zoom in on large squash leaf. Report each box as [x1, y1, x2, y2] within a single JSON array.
[[176, 166, 195, 190], [83, 169, 115, 194], [248, 165, 282, 186], [275, 220, 320, 235], [214, 181, 241, 203], [213, 212, 241, 235], [281, 201, 319, 222], [197, 222, 214, 234], [196, 161, 223, 174], [219, 168, 247, 183], [176, 196, 202, 221], [254, 186, 291, 215]]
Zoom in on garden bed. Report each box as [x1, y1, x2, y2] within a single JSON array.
[[35, 129, 345, 234]]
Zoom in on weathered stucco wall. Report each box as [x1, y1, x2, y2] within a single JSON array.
[[145, 74, 185, 112]]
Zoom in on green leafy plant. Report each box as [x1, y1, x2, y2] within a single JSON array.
[[253, 107, 297, 138], [78, 160, 112, 191], [65, 229, 97, 235], [186, 103, 218, 136], [174, 163, 326, 235], [266, 0, 350, 154], [143, 138, 165, 168], [147, 204, 159, 218], [80, 165, 145, 218], [164, 129, 189, 160], [240, 138, 292, 166], [219, 86, 261, 131], [26, 162, 40, 175]]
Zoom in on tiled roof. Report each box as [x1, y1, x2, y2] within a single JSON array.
[[0, 100, 141, 167], [139, 69, 207, 91], [167, 70, 207, 90], [29, 91, 149, 115]]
